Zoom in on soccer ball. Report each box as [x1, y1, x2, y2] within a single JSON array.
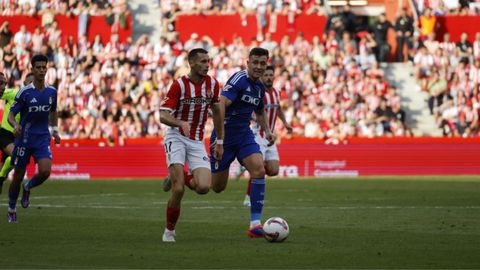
[[263, 217, 289, 242]]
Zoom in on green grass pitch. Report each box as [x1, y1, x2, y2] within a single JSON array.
[[1, 177, 480, 269]]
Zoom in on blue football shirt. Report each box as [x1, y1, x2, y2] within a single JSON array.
[[10, 83, 57, 138]]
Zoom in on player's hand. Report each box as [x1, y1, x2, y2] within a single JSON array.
[[266, 133, 276, 146], [13, 124, 22, 137], [213, 143, 223, 160], [285, 124, 293, 134], [179, 121, 190, 137], [52, 131, 61, 144]]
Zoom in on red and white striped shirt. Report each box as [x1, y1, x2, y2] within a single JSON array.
[[253, 88, 281, 137], [160, 75, 220, 141]]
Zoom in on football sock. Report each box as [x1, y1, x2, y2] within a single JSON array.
[[246, 176, 252, 196], [166, 207, 180, 231], [250, 177, 265, 227], [0, 156, 13, 177], [8, 189, 19, 210], [25, 175, 43, 191]]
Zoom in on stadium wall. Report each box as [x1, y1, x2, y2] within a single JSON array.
[[41, 138, 480, 179]]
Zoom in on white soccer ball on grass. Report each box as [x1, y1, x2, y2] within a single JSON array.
[[263, 217, 289, 242]]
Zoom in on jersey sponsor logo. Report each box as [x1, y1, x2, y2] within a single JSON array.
[[30, 97, 38, 103], [241, 94, 260, 106], [28, 105, 51, 112], [181, 98, 212, 105]]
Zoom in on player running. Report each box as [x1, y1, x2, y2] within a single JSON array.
[[243, 66, 292, 206], [7, 54, 61, 223], [159, 48, 224, 242], [210, 47, 275, 238], [0, 73, 34, 194]]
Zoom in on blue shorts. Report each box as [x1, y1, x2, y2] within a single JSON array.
[[12, 134, 52, 168], [210, 128, 261, 173]]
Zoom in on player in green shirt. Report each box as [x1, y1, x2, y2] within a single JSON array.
[[0, 73, 33, 194]]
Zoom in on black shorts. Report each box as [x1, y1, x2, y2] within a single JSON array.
[[0, 128, 15, 151]]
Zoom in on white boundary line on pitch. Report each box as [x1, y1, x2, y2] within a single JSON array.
[[1, 203, 480, 210]]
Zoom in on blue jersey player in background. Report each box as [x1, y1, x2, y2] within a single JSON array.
[[7, 54, 61, 223], [210, 47, 276, 237]]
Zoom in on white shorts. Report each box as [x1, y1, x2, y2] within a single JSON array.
[[254, 132, 279, 161], [164, 129, 210, 171]]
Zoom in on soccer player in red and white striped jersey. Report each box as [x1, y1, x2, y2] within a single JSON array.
[[244, 66, 292, 206], [159, 48, 224, 242]]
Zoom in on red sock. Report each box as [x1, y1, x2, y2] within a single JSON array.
[[246, 176, 252, 196], [166, 207, 180, 231], [184, 171, 194, 190]]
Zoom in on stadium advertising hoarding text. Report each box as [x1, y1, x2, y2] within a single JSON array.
[[41, 139, 480, 180]]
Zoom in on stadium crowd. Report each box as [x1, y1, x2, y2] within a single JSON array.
[[413, 29, 480, 137], [0, 1, 412, 143]]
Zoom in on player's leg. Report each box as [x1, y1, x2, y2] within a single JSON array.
[[164, 163, 185, 242], [209, 135, 236, 193], [186, 139, 212, 195], [241, 153, 266, 237], [190, 168, 210, 194], [264, 144, 280, 177], [22, 158, 52, 208], [0, 151, 6, 194], [7, 167, 26, 223], [238, 131, 266, 237], [162, 134, 187, 242], [244, 135, 267, 206], [210, 169, 230, 193], [0, 131, 15, 192], [7, 145, 30, 223]]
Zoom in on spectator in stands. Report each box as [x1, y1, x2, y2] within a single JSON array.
[[324, 7, 344, 40], [474, 32, 480, 59], [342, 5, 356, 34], [0, 22, 13, 49], [418, 8, 437, 39], [395, 8, 414, 62], [372, 13, 393, 63], [457, 32, 473, 62], [427, 70, 447, 115]]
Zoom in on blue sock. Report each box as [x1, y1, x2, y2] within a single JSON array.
[[8, 190, 19, 210], [26, 175, 42, 190], [250, 177, 265, 226]]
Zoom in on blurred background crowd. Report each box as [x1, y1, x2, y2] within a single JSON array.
[[0, 0, 479, 143]]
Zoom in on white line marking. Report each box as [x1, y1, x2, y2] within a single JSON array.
[[2, 203, 479, 210]]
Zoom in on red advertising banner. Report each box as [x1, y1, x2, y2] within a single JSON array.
[[176, 14, 326, 45], [46, 140, 480, 180], [0, 15, 132, 45]]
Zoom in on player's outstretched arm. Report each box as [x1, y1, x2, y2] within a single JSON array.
[[160, 110, 190, 136], [255, 109, 276, 146], [8, 111, 21, 137], [49, 110, 61, 144]]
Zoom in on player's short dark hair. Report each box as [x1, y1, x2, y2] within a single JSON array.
[[265, 66, 274, 72], [249, 47, 269, 59], [31, 54, 49, 66], [188, 48, 208, 62]]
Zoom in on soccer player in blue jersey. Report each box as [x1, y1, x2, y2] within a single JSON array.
[[6, 54, 60, 223], [210, 47, 276, 237]]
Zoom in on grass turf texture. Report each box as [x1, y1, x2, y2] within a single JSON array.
[[1, 177, 480, 269]]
